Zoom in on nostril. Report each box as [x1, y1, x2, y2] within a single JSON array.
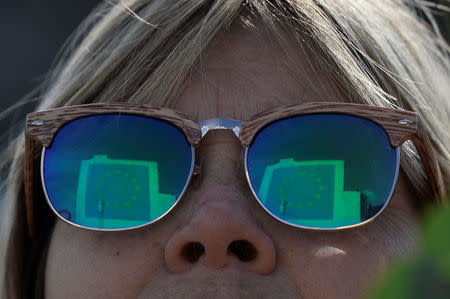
[[228, 240, 258, 262], [182, 242, 205, 263]]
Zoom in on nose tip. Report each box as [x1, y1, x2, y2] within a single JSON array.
[[164, 186, 276, 274]]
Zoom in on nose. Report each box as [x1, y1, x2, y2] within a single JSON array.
[[164, 130, 276, 274]]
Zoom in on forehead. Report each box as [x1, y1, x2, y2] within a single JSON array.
[[172, 26, 343, 121]]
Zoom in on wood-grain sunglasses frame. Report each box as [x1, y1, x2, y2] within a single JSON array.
[[25, 102, 445, 239]]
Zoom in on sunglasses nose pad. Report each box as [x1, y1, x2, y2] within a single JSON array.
[[192, 154, 204, 176], [193, 163, 201, 176]]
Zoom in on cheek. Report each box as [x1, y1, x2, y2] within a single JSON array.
[[274, 208, 419, 299], [281, 231, 389, 298], [45, 220, 165, 298]]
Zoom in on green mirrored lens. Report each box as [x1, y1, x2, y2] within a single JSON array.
[[246, 114, 398, 229], [43, 114, 193, 230]]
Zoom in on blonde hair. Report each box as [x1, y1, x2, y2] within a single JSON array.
[[1, 0, 449, 298]]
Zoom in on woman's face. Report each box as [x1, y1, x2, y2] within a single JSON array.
[[45, 27, 420, 298]]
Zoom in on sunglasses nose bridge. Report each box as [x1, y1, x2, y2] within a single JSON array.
[[198, 118, 243, 139], [193, 118, 245, 178]]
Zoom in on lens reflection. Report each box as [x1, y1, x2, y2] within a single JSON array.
[[246, 113, 398, 229], [43, 114, 193, 230]]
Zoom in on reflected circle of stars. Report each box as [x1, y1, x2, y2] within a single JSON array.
[[277, 170, 324, 215], [96, 169, 140, 212]]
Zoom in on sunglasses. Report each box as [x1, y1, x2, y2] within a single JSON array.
[[25, 102, 443, 236]]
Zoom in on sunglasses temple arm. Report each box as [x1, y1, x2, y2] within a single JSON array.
[[25, 134, 36, 241], [413, 123, 447, 204]]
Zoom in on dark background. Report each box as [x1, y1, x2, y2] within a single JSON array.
[[0, 1, 99, 140]]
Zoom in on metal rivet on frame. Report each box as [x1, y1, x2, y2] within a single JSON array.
[[398, 119, 413, 126], [31, 120, 45, 126]]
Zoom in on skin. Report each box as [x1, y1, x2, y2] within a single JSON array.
[[45, 25, 420, 298]]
